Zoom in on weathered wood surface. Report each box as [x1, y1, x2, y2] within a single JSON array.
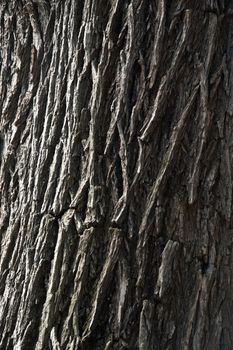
[[0, 1, 233, 349]]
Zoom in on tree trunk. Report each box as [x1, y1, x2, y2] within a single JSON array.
[[0, 1, 233, 349]]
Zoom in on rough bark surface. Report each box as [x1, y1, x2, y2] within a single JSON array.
[[0, 0, 233, 349]]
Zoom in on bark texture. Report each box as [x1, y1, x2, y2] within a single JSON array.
[[0, 0, 233, 349]]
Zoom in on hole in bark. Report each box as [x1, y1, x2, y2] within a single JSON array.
[[201, 261, 209, 274], [220, 329, 224, 349], [0, 133, 4, 161], [115, 154, 123, 198]]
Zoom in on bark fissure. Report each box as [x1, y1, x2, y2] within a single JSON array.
[[0, 1, 233, 349]]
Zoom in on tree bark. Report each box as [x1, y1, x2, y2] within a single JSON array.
[[0, 1, 233, 349]]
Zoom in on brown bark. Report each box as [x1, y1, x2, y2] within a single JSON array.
[[0, 1, 233, 349]]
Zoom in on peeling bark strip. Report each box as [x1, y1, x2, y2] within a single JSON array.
[[0, 1, 233, 349]]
